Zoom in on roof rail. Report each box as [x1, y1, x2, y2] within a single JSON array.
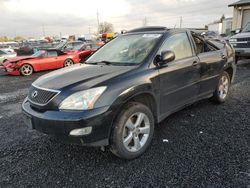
[[127, 26, 168, 33]]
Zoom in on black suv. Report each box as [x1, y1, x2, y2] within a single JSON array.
[[22, 27, 236, 159]]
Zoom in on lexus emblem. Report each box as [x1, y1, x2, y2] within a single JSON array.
[[31, 90, 38, 98]]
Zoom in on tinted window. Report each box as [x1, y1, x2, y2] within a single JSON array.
[[0, 50, 6, 55], [47, 51, 58, 57], [86, 34, 162, 64], [159, 33, 193, 60]]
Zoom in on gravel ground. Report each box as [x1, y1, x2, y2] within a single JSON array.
[[0, 61, 249, 187]]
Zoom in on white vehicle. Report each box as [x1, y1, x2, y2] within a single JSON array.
[[0, 49, 17, 63]]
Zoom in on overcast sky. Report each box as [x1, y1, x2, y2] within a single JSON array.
[[0, 0, 236, 38]]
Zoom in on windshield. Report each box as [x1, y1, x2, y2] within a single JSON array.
[[242, 23, 250, 32], [66, 43, 84, 51], [55, 42, 66, 49], [86, 34, 162, 65], [32, 50, 46, 57]]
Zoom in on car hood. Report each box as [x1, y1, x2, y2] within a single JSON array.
[[33, 63, 136, 90], [8, 56, 35, 62], [231, 32, 250, 39]]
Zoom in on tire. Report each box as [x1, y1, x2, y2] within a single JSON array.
[[20, 64, 33, 76], [211, 71, 231, 104], [110, 102, 155, 160], [235, 55, 239, 64], [64, 59, 74, 67]]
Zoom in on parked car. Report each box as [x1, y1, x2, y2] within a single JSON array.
[[0, 49, 17, 63], [0, 49, 80, 76], [229, 22, 250, 63], [22, 27, 236, 159], [65, 43, 99, 61]]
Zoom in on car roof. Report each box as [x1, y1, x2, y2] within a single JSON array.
[[125, 26, 190, 35]]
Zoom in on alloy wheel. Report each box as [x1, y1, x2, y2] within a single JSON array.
[[64, 59, 73, 67], [122, 112, 151, 152], [21, 64, 33, 76], [218, 75, 229, 100]]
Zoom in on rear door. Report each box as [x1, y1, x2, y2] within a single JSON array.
[[158, 32, 200, 117], [194, 38, 226, 96]]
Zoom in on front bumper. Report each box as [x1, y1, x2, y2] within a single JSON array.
[[234, 48, 250, 57], [0, 64, 20, 75], [22, 99, 113, 146]]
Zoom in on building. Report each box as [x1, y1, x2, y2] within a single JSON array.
[[208, 18, 232, 35], [208, 22, 222, 34], [229, 0, 250, 30]]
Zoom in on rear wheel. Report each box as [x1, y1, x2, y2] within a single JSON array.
[[64, 59, 74, 67], [211, 71, 230, 104], [110, 102, 154, 160], [20, 64, 33, 76]]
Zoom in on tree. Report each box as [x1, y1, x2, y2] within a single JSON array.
[[0, 36, 10, 42], [14, 36, 25, 42], [98, 22, 114, 34], [220, 14, 225, 22]]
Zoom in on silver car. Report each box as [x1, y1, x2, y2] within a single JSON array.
[[0, 49, 17, 63]]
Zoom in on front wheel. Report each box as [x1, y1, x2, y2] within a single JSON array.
[[211, 71, 230, 104], [110, 102, 155, 160], [20, 64, 33, 76]]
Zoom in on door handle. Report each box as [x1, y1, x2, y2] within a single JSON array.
[[221, 55, 226, 59], [192, 61, 199, 66]]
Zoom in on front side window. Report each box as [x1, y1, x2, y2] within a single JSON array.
[[159, 33, 193, 60], [86, 34, 162, 65]]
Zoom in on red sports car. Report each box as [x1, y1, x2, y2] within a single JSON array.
[[64, 43, 98, 61], [0, 49, 81, 76]]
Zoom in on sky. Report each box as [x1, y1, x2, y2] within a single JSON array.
[[0, 0, 237, 38]]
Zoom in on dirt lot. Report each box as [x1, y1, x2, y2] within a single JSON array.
[[0, 61, 249, 187]]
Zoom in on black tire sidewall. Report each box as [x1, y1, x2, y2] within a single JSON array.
[[110, 102, 155, 160]]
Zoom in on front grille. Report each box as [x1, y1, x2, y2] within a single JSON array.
[[235, 42, 250, 48], [28, 85, 60, 105], [237, 38, 250, 42]]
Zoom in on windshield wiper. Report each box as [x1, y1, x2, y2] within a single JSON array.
[[96, 60, 113, 65], [85, 60, 116, 65]]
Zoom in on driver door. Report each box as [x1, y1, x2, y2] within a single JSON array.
[[39, 51, 60, 70], [158, 32, 200, 117]]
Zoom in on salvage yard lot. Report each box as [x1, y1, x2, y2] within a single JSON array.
[[0, 61, 249, 187]]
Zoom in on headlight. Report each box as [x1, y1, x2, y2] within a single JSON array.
[[59, 86, 107, 110], [229, 39, 237, 42]]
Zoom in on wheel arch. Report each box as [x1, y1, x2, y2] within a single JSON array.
[[224, 66, 234, 83], [20, 62, 36, 72]]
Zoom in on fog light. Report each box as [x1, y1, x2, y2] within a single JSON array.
[[69, 127, 92, 136]]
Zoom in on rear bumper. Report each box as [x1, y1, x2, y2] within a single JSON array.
[[22, 99, 113, 146]]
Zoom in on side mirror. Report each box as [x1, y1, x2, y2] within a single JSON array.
[[235, 29, 241, 34], [155, 50, 175, 66]]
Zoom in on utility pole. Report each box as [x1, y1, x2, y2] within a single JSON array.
[[97, 10, 100, 34], [42, 24, 45, 37], [142, 17, 147, 26], [88, 26, 91, 35], [180, 16, 183, 28]]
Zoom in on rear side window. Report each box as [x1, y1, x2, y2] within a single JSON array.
[[47, 51, 58, 57], [159, 33, 193, 60]]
